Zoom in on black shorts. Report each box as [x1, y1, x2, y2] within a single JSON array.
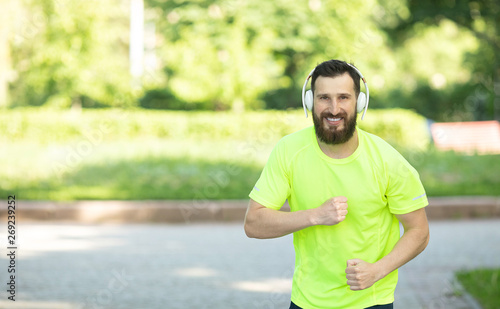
[[289, 301, 394, 309]]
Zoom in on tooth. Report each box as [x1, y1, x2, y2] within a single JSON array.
[[326, 117, 342, 121]]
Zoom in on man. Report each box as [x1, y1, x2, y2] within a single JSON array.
[[244, 59, 429, 309]]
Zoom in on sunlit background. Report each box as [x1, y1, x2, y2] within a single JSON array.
[[0, 0, 498, 200], [0, 0, 499, 308], [1, 0, 498, 118]]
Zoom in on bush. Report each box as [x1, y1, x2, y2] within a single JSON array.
[[261, 88, 302, 110], [0, 107, 430, 150], [3, 107, 498, 201], [139, 88, 197, 110], [359, 108, 430, 150]]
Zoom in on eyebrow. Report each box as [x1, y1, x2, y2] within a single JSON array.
[[315, 92, 352, 97]]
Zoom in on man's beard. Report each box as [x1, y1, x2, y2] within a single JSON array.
[[312, 110, 357, 145]]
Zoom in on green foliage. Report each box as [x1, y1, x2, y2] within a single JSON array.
[[7, 155, 261, 200], [0, 107, 429, 149], [376, 81, 485, 122], [8, 0, 133, 108], [456, 268, 500, 309], [359, 108, 430, 150], [260, 88, 303, 110], [139, 88, 191, 110], [2, 140, 497, 201], [1, 109, 498, 200], [370, 18, 486, 122], [145, 0, 395, 110], [391, 0, 500, 120], [404, 149, 500, 197], [3, 0, 496, 122]]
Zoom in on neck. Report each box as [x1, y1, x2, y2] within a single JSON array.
[[317, 129, 359, 159]]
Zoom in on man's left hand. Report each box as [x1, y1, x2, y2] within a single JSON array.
[[345, 259, 381, 291]]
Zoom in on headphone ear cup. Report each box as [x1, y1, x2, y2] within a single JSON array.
[[357, 92, 366, 113], [305, 90, 313, 111]]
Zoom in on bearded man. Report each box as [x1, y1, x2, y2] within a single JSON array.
[[244, 59, 430, 309]]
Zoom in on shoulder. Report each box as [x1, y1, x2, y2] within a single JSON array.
[[359, 128, 419, 176], [269, 126, 315, 167], [359, 128, 406, 161], [275, 126, 315, 154]]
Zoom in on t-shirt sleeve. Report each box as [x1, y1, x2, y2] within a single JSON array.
[[386, 154, 428, 214], [249, 141, 290, 210]]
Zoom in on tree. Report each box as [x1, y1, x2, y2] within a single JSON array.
[[387, 0, 500, 120], [9, 0, 133, 108], [144, 0, 395, 110]]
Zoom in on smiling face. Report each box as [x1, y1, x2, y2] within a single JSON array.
[[312, 73, 358, 145]]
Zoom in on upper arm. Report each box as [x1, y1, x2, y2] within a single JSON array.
[[243, 199, 280, 238], [244, 199, 270, 226], [245, 199, 267, 216], [395, 208, 429, 237]]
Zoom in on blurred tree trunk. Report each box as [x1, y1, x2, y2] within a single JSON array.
[[492, 20, 500, 121], [494, 68, 500, 121]]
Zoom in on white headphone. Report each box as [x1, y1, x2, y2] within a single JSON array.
[[301, 63, 370, 120]]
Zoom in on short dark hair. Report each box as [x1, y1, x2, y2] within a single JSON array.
[[310, 60, 360, 97]]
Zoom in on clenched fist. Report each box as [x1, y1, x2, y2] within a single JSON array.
[[346, 259, 381, 291], [311, 196, 348, 226]]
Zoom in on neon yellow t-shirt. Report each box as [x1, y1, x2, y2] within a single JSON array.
[[249, 126, 428, 309]]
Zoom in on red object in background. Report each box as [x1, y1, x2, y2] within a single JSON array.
[[430, 121, 500, 155]]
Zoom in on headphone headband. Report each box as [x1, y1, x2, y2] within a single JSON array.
[[301, 63, 370, 120]]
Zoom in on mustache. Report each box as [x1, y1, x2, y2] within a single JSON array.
[[320, 111, 347, 119]]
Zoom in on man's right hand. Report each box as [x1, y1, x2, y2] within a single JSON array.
[[244, 197, 348, 239], [311, 196, 348, 226]]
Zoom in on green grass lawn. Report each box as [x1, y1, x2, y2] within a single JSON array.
[[403, 148, 500, 197], [0, 138, 269, 200], [1, 136, 499, 200], [1, 108, 498, 200], [456, 268, 500, 309]]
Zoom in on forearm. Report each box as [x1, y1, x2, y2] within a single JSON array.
[[244, 204, 314, 239], [374, 226, 429, 280], [245, 197, 348, 239]]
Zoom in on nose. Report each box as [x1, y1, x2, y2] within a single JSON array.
[[327, 99, 341, 115]]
